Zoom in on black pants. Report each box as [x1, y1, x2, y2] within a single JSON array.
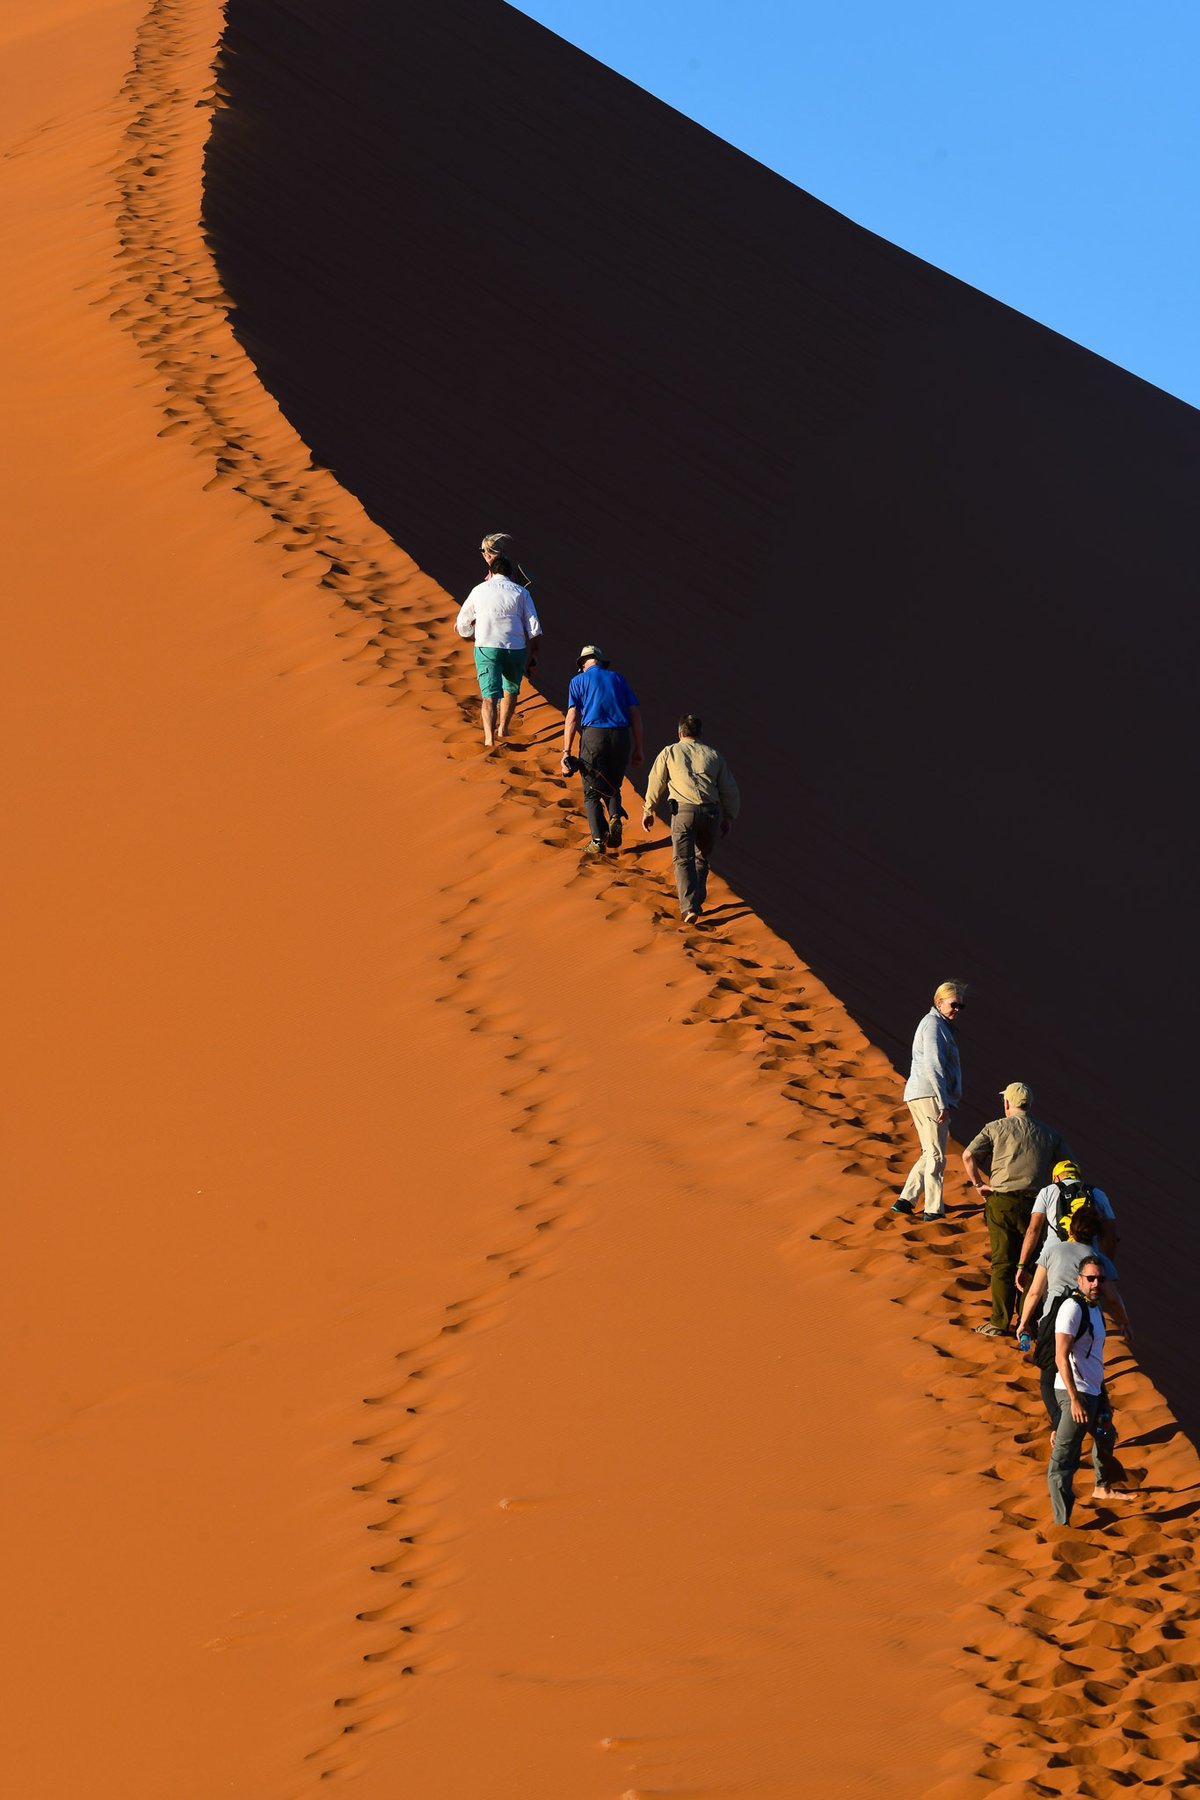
[[579, 726, 631, 843]]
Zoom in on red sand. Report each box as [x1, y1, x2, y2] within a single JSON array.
[[204, 0, 1200, 1434], [3, 4, 1199, 1797]]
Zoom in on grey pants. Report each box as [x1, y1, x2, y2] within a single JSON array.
[[671, 804, 719, 916], [580, 726, 631, 843], [1048, 1389, 1103, 1523], [1040, 1367, 1124, 1488]]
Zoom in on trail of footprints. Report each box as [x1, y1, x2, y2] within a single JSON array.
[[112, 7, 1200, 1794], [814, 1206, 1200, 1795]]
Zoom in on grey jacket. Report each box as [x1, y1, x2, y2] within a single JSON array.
[[903, 1007, 962, 1112]]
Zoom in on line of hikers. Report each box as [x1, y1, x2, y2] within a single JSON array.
[[454, 532, 740, 927], [454, 539, 1122, 1526], [893, 981, 1133, 1526]]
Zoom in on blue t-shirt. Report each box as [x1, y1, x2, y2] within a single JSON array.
[[567, 666, 639, 729]]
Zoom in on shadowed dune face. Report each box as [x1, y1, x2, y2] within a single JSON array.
[[203, 0, 1199, 1418]]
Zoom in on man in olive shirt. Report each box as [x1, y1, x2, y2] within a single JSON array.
[[642, 713, 740, 924], [963, 1082, 1073, 1337]]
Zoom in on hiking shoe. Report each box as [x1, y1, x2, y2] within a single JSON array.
[[607, 816, 623, 849], [921, 1209, 945, 1221], [583, 838, 607, 855], [975, 1323, 1009, 1338], [681, 910, 699, 926], [890, 1198, 915, 1215]]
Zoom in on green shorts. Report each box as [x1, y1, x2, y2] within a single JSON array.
[[474, 645, 527, 699]]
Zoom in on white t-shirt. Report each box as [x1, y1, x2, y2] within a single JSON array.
[[1052, 1298, 1106, 1396], [455, 576, 541, 650]]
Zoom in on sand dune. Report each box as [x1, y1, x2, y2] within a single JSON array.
[[204, 0, 1200, 1437], [4, 2, 1200, 1797]]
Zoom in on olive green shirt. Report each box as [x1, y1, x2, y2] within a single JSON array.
[[643, 738, 740, 821]]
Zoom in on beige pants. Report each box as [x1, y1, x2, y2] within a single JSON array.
[[899, 1096, 948, 1215]]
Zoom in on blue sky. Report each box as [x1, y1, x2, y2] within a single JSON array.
[[511, 1, 1200, 411]]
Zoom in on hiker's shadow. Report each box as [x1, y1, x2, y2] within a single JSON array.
[[1140, 1496, 1200, 1523], [1123, 1421, 1183, 1450], [699, 900, 753, 926]]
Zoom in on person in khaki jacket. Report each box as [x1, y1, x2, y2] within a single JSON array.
[[642, 714, 740, 925]]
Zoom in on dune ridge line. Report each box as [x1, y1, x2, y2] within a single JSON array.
[[103, 2, 1200, 1795]]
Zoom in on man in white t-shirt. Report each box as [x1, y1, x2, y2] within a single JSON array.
[[454, 552, 543, 747], [1048, 1257, 1109, 1524]]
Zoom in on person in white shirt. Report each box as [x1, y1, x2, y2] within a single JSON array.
[[454, 552, 543, 747], [1048, 1257, 1111, 1524]]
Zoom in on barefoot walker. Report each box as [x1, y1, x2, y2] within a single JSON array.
[[455, 551, 543, 747], [1047, 1257, 1112, 1524]]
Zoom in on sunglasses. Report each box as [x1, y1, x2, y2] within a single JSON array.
[[1080, 1274, 1106, 1284], [947, 1001, 966, 1012]]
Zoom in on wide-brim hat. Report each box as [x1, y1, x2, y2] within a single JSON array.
[[577, 644, 610, 669]]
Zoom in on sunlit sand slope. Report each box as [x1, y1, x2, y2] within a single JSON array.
[[204, 0, 1200, 1434], [3, 5, 1199, 1800]]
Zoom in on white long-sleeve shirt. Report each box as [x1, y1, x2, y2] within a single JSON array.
[[455, 576, 542, 650]]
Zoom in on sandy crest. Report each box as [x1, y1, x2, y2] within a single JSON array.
[[2, 4, 1199, 1798]]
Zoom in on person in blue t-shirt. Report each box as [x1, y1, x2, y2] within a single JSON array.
[[560, 645, 643, 852]]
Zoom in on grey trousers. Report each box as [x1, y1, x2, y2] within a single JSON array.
[[1040, 1367, 1124, 1488], [1048, 1389, 1103, 1523], [671, 804, 719, 915]]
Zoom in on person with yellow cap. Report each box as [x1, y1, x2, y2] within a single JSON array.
[[1015, 1178, 1129, 1363], [961, 1083, 1074, 1337], [1014, 1158, 1118, 1295], [1014, 1179, 1132, 1501]]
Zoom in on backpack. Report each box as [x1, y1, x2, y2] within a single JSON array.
[[1032, 1288, 1095, 1371], [1051, 1180, 1096, 1240]]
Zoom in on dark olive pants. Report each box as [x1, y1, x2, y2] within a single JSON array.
[[985, 1190, 1035, 1329]]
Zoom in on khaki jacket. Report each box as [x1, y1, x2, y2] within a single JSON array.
[[644, 738, 740, 821]]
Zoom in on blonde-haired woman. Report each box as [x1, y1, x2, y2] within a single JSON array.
[[480, 531, 534, 590], [892, 980, 968, 1220], [480, 531, 512, 569]]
